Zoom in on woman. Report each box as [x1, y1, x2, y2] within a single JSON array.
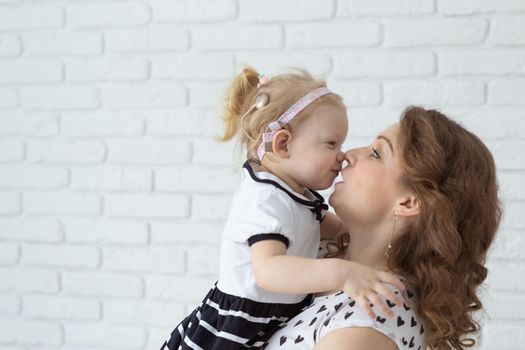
[[263, 106, 502, 350]]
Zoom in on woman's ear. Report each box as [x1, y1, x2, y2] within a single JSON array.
[[396, 194, 420, 217], [272, 129, 292, 159]]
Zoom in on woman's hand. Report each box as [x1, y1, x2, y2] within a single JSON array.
[[338, 261, 405, 319]]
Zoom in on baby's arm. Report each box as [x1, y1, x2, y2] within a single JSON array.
[[320, 212, 347, 240], [250, 240, 404, 318]]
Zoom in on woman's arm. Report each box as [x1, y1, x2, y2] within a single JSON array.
[[250, 240, 404, 318], [314, 327, 398, 350]]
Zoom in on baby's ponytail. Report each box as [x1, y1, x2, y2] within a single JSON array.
[[220, 66, 260, 142], [219, 66, 343, 162]]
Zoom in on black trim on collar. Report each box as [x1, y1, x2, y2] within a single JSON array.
[[243, 161, 328, 222]]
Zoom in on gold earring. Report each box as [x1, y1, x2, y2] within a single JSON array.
[[385, 212, 398, 258]]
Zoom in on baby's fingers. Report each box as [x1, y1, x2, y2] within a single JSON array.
[[379, 272, 405, 291], [368, 293, 394, 318], [374, 283, 404, 307], [356, 295, 376, 320]]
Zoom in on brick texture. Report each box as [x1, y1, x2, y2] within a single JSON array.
[[0, 1, 522, 349]]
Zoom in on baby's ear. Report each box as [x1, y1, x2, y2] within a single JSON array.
[[396, 195, 420, 217], [272, 129, 292, 158]]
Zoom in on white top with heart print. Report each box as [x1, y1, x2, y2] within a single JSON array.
[[263, 280, 427, 350]]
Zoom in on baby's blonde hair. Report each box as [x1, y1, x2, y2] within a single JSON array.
[[219, 66, 344, 162]]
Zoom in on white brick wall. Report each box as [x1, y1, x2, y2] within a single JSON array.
[[0, 0, 523, 349]]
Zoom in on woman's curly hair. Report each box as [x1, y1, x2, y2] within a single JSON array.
[[393, 107, 501, 349], [327, 107, 502, 349]]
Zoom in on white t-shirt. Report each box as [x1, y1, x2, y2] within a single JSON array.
[[264, 281, 428, 350], [217, 162, 328, 304]]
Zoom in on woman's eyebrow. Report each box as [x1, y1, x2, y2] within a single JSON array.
[[377, 135, 394, 154]]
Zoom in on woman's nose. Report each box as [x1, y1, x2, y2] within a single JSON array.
[[344, 150, 357, 168]]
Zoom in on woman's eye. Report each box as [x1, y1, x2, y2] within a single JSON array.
[[370, 147, 381, 158]]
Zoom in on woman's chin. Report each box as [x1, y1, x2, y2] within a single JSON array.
[[329, 182, 345, 207], [328, 191, 338, 207]]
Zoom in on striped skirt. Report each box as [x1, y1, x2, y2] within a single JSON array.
[[161, 285, 312, 350]]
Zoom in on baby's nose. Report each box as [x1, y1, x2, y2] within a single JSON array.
[[336, 150, 346, 162]]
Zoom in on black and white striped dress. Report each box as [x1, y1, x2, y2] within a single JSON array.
[[161, 162, 328, 350]]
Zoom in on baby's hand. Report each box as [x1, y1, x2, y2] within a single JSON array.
[[338, 261, 405, 319]]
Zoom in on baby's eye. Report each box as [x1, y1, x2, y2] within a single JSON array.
[[326, 141, 337, 149], [370, 147, 381, 158]]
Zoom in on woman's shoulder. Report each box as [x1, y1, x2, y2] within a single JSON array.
[[317, 284, 427, 350], [314, 326, 399, 350], [264, 282, 427, 350]]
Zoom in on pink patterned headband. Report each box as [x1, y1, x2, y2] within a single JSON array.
[[257, 87, 331, 160]]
